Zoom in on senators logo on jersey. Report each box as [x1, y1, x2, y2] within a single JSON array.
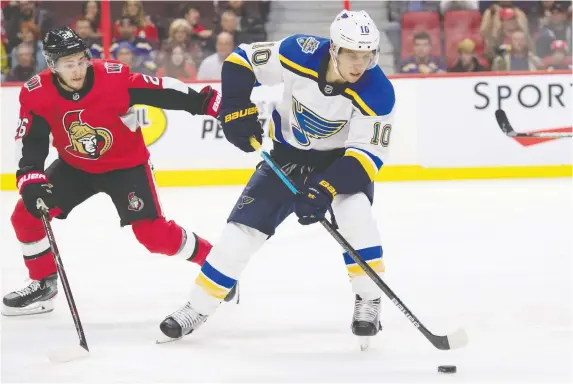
[[62, 110, 113, 160]]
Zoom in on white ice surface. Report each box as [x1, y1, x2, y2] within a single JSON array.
[[1, 178, 572, 383]]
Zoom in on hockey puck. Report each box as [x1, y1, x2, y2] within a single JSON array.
[[438, 365, 457, 374]]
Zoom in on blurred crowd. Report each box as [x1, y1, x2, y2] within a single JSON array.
[[388, 0, 572, 73], [0, 0, 571, 83], [1, 0, 269, 82]]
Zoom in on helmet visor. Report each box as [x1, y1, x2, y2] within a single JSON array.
[[336, 48, 379, 70]]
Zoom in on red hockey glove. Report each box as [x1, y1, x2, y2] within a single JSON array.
[[17, 171, 57, 218], [199, 86, 222, 118]]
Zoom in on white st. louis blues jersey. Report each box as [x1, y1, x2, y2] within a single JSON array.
[[225, 34, 395, 181]]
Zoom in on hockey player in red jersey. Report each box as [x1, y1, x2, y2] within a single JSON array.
[[2, 27, 235, 316]]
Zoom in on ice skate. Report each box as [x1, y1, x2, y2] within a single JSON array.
[[351, 295, 382, 351], [2, 273, 58, 316], [158, 302, 208, 342]]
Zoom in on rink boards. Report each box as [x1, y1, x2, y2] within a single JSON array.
[[0, 71, 571, 190]]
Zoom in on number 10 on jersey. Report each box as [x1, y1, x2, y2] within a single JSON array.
[[370, 122, 391, 146]]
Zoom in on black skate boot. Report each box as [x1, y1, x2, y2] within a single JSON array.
[[159, 302, 208, 340], [351, 295, 382, 351], [2, 273, 58, 316]]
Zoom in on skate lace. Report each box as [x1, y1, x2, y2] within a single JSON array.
[[15, 280, 41, 297], [353, 298, 381, 323], [171, 303, 205, 330]]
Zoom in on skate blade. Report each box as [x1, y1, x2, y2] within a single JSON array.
[[359, 337, 371, 351], [2, 300, 54, 316], [155, 334, 182, 344], [48, 345, 89, 363]]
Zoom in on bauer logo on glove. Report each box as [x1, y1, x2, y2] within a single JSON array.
[[224, 106, 258, 123]]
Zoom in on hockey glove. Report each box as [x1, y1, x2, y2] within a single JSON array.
[[294, 178, 337, 225], [221, 103, 263, 153], [17, 171, 57, 218], [199, 86, 222, 117]]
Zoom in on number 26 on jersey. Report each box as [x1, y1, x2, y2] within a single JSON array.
[[15, 117, 29, 139]]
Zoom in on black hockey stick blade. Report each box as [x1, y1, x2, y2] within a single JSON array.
[[495, 109, 516, 136], [496, 109, 572, 138]]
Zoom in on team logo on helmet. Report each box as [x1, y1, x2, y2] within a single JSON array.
[[62, 110, 113, 160]]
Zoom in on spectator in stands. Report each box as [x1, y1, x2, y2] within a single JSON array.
[[440, 0, 478, 14], [157, 42, 197, 81], [528, 1, 571, 33], [113, 16, 155, 62], [73, 1, 101, 36], [544, 40, 572, 70], [112, 41, 156, 76], [197, 31, 234, 80], [183, 5, 213, 40], [10, 21, 45, 71], [74, 17, 103, 59], [207, 10, 244, 54], [481, 2, 529, 61], [492, 29, 544, 71], [164, 18, 203, 70], [448, 38, 486, 72], [224, 0, 264, 36], [4, 1, 54, 53], [5, 42, 36, 81], [114, 0, 158, 41], [399, 32, 445, 74], [535, 2, 572, 58]]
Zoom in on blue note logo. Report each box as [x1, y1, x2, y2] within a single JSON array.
[[237, 196, 254, 209], [291, 97, 347, 146], [296, 37, 320, 54]]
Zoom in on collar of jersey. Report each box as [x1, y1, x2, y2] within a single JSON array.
[[52, 66, 95, 102], [317, 50, 347, 97]]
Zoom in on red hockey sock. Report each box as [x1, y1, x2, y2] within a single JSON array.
[[11, 199, 57, 280], [131, 219, 212, 265]]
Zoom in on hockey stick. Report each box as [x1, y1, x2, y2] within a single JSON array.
[[37, 199, 90, 363], [495, 109, 572, 138], [249, 138, 468, 351]]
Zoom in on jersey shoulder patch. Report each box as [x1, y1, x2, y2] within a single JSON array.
[[278, 34, 329, 79], [19, 70, 54, 110], [345, 67, 395, 117]]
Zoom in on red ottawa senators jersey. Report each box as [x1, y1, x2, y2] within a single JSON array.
[[15, 59, 210, 176]]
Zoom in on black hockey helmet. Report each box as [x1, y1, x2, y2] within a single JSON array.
[[43, 27, 91, 69]]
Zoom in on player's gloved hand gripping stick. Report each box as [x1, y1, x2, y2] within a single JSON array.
[[37, 198, 90, 363], [249, 137, 468, 351]]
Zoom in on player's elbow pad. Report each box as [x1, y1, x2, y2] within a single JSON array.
[[221, 61, 256, 109]]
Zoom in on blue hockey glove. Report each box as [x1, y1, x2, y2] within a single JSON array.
[[294, 178, 337, 225], [221, 103, 263, 153]]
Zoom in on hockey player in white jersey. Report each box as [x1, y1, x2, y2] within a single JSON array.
[[159, 10, 395, 348]]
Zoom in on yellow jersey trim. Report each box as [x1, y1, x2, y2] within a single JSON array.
[[225, 53, 253, 72], [279, 54, 318, 79], [344, 88, 376, 116]]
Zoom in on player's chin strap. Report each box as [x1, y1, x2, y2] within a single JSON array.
[[248, 137, 469, 351]]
